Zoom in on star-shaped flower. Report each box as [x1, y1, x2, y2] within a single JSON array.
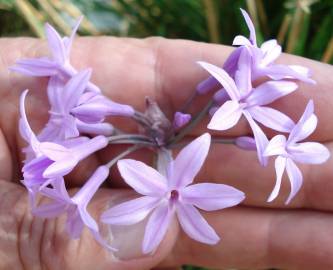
[[101, 133, 245, 254], [33, 166, 115, 250], [264, 100, 330, 203], [10, 18, 100, 93], [198, 49, 298, 165]]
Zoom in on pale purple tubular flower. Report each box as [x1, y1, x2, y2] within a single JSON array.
[[264, 100, 330, 204], [10, 18, 100, 93], [235, 136, 257, 151], [196, 9, 314, 94], [198, 50, 298, 165], [19, 90, 108, 201], [33, 166, 115, 250], [39, 69, 133, 140], [172, 112, 191, 130], [233, 9, 315, 83], [101, 133, 245, 254]]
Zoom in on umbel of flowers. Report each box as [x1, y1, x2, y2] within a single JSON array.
[[12, 9, 329, 254]]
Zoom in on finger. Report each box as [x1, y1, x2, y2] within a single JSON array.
[[161, 206, 333, 270], [2, 38, 333, 142], [0, 180, 178, 270]]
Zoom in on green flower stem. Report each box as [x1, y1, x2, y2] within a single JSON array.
[[105, 144, 144, 169]]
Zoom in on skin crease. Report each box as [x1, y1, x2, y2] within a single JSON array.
[[0, 36, 332, 270]]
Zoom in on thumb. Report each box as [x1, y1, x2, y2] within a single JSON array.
[[0, 180, 178, 270]]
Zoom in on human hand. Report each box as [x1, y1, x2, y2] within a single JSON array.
[[0, 36, 333, 270]]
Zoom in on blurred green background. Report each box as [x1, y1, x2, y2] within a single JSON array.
[[0, 0, 332, 64], [0, 1, 331, 270]]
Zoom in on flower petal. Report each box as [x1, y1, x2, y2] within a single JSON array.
[[76, 120, 114, 136], [208, 100, 243, 131], [267, 156, 286, 202], [39, 142, 71, 161], [197, 61, 240, 101], [260, 39, 281, 66], [196, 76, 218, 95], [232, 35, 252, 46], [247, 106, 295, 133], [117, 159, 167, 196], [176, 203, 220, 245], [264, 134, 287, 157], [142, 203, 171, 254], [240, 8, 257, 46], [288, 142, 330, 164], [45, 23, 66, 64], [33, 201, 66, 218], [222, 47, 243, 76], [246, 81, 298, 107], [168, 133, 211, 189], [243, 111, 269, 166], [234, 47, 252, 96], [101, 196, 161, 226], [11, 58, 58, 76], [43, 157, 78, 179], [285, 159, 303, 204], [181, 183, 245, 211], [288, 100, 317, 144], [235, 136, 257, 151], [63, 69, 92, 111]]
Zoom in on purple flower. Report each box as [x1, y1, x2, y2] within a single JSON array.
[[101, 133, 245, 254], [198, 50, 298, 165], [172, 112, 191, 130], [10, 18, 101, 93], [33, 166, 114, 250], [264, 100, 330, 204], [19, 90, 108, 202], [39, 69, 133, 141], [196, 9, 314, 94]]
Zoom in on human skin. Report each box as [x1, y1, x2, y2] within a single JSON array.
[[0, 36, 333, 270]]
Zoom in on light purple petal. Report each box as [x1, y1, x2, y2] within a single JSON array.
[[288, 65, 312, 78], [101, 196, 161, 226], [71, 135, 108, 160], [267, 156, 286, 202], [245, 81, 298, 107], [285, 158, 303, 204], [260, 39, 281, 66], [234, 47, 252, 96], [33, 202, 66, 218], [247, 106, 295, 133], [72, 166, 109, 206], [45, 23, 66, 64], [63, 69, 92, 112], [76, 120, 114, 136], [63, 16, 83, 56], [47, 76, 65, 113], [142, 203, 171, 254], [222, 47, 243, 76], [168, 133, 211, 189], [78, 206, 98, 232], [232, 35, 252, 46], [288, 100, 317, 143], [181, 183, 245, 211], [39, 142, 71, 161], [264, 134, 287, 157], [240, 8, 257, 46], [235, 136, 257, 151], [207, 100, 243, 131], [19, 90, 40, 154], [43, 157, 78, 179], [197, 61, 240, 101], [117, 159, 167, 196], [176, 203, 219, 245], [243, 111, 269, 166], [261, 64, 316, 84], [11, 58, 58, 76], [287, 142, 330, 164]]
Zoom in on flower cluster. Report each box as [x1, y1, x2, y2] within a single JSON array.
[[13, 9, 329, 255]]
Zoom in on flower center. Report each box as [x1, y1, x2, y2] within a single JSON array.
[[170, 190, 179, 201]]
